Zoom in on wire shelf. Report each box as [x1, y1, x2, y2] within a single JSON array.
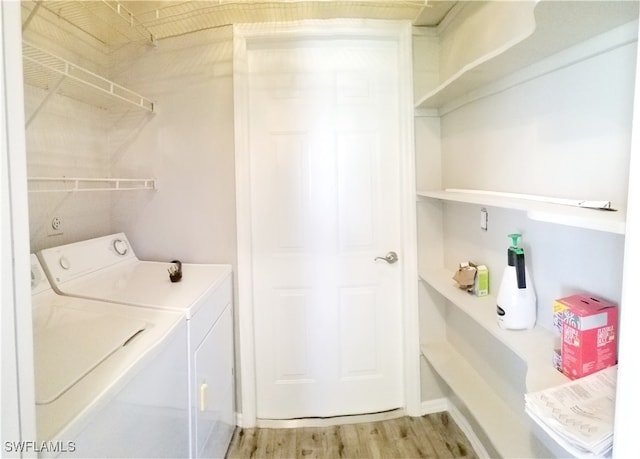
[[31, 1, 154, 46], [28, 177, 157, 193], [23, 41, 155, 113]]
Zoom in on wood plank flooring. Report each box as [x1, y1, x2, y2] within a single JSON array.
[[226, 412, 479, 459]]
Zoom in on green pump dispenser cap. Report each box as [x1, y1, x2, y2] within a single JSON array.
[[508, 233, 524, 255]]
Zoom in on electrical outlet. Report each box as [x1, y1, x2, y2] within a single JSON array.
[[480, 208, 488, 231], [48, 216, 63, 236]]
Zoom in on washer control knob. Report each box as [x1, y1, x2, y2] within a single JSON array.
[[59, 256, 70, 270], [113, 239, 128, 256]]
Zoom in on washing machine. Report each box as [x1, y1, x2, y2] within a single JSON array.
[[30, 254, 188, 457], [38, 234, 235, 459]]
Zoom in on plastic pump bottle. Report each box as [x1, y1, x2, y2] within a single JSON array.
[[496, 233, 536, 330]]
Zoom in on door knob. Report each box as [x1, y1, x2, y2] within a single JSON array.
[[374, 251, 398, 264]]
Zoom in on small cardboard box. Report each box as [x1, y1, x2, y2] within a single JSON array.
[[559, 294, 617, 380], [473, 265, 489, 297]]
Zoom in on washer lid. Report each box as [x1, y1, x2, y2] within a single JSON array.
[[56, 261, 231, 316], [33, 305, 147, 405]]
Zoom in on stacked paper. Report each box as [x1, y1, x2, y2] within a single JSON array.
[[525, 366, 617, 458]]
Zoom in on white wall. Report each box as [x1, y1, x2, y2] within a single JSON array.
[[26, 87, 114, 251], [108, 27, 236, 266]]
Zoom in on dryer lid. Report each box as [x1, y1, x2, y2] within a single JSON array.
[[33, 305, 147, 405]]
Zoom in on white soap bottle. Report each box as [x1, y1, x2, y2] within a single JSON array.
[[496, 233, 536, 330]]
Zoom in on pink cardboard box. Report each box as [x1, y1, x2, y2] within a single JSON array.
[[560, 294, 617, 380]]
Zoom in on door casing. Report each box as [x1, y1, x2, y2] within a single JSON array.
[[233, 19, 419, 428]]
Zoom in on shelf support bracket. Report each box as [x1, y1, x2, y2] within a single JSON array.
[[25, 75, 66, 129], [22, 0, 43, 33]]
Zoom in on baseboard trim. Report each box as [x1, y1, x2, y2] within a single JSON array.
[[443, 401, 491, 459], [253, 408, 407, 429], [420, 398, 449, 414], [235, 412, 244, 428]]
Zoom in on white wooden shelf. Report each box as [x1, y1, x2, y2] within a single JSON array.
[[417, 190, 626, 235], [419, 267, 569, 393], [420, 342, 537, 458], [415, 1, 639, 110], [22, 41, 155, 114], [27, 177, 157, 193]]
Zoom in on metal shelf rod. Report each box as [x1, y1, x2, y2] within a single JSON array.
[[28, 177, 157, 193]]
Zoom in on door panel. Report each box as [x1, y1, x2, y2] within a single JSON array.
[[274, 289, 312, 382], [339, 287, 379, 376], [273, 133, 308, 250], [249, 38, 403, 419], [337, 132, 377, 249]]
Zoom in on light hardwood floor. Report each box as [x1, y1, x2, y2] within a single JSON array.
[[226, 412, 479, 458]]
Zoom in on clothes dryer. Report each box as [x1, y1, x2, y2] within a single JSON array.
[[38, 234, 235, 459]]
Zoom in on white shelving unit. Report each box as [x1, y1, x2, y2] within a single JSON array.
[[418, 190, 626, 235], [413, 1, 637, 457], [21, 1, 154, 47], [419, 268, 569, 393], [22, 34, 157, 193], [418, 265, 572, 457], [22, 41, 155, 115], [27, 177, 157, 193], [415, 0, 639, 110], [420, 341, 536, 458]]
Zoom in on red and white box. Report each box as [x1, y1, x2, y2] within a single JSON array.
[[559, 294, 618, 380]]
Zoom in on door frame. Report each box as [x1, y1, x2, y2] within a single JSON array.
[[233, 19, 419, 428], [2, 0, 38, 444]]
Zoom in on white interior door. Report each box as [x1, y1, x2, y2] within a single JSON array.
[[248, 35, 404, 420]]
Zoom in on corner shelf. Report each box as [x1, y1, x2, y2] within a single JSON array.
[[420, 342, 536, 459], [417, 190, 626, 235], [27, 177, 157, 193], [419, 268, 569, 393], [22, 41, 155, 114], [415, 0, 639, 110]]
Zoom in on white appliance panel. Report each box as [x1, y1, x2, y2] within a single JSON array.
[[38, 233, 136, 285], [193, 304, 235, 458], [33, 305, 147, 404], [30, 255, 189, 457]]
